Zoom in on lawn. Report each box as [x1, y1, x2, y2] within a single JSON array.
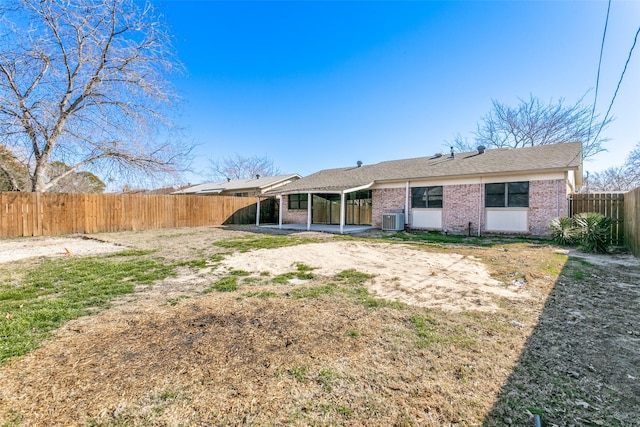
[[0, 227, 637, 426]]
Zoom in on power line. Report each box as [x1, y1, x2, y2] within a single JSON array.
[[587, 0, 611, 145], [592, 24, 640, 144]]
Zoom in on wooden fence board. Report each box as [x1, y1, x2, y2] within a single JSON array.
[[22, 195, 28, 235], [0, 193, 263, 238], [569, 193, 625, 246], [624, 187, 640, 257]]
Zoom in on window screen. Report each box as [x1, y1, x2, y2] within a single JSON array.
[[411, 186, 443, 208], [288, 194, 308, 210], [485, 182, 529, 207], [507, 182, 529, 207]]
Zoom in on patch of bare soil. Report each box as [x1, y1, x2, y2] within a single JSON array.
[[220, 240, 527, 312], [485, 250, 640, 426], [0, 236, 123, 264], [0, 226, 638, 426]]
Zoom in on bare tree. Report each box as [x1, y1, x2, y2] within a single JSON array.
[[624, 142, 640, 187], [0, 145, 29, 191], [209, 154, 282, 181], [0, 145, 106, 192], [0, 0, 189, 192], [47, 161, 106, 193], [586, 167, 634, 192], [450, 95, 612, 159], [586, 142, 640, 192]]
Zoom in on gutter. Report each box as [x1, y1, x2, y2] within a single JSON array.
[[266, 182, 374, 197], [341, 182, 374, 194], [372, 166, 580, 186]]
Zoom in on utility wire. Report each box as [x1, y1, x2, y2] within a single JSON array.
[[592, 24, 640, 145], [587, 0, 611, 145]]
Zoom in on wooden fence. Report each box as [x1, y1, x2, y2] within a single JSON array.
[[624, 187, 640, 257], [0, 192, 266, 238], [569, 192, 625, 246]]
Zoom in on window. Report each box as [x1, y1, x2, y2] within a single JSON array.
[[288, 193, 308, 210], [233, 192, 249, 197], [411, 186, 443, 208], [485, 182, 529, 207]]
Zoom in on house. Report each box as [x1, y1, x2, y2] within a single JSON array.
[[172, 174, 301, 197], [173, 174, 301, 225], [265, 142, 583, 236]]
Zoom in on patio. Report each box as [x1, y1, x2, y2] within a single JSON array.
[[261, 223, 375, 235]]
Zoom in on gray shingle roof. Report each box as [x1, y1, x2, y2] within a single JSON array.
[[173, 174, 301, 195], [269, 142, 582, 194]]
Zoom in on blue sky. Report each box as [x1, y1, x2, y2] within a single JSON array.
[[159, 0, 640, 184]]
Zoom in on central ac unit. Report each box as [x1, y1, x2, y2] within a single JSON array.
[[382, 213, 404, 231]]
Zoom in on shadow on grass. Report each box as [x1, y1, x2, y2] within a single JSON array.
[[483, 253, 640, 426]]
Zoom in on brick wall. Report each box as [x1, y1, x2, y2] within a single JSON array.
[[371, 188, 405, 227], [438, 180, 566, 236], [529, 179, 567, 236], [281, 195, 308, 224], [442, 184, 483, 235], [279, 179, 567, 235]]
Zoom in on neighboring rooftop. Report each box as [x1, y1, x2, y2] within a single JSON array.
[[268, 142, 583, 194], [173, 174, 301, 195]]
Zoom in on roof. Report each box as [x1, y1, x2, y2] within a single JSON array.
[[268, 142, 583, 194], [173, 174, 301, 195]]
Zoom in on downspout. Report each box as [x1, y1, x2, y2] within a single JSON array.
[[478, 177, 483, 237], [307, 192, 312, 231], [556, 179, 560, 217], [340, 192, 346, 234], [405, 181, 410, 226], [256, 196, 261, 226], [278, 195, 283, 229]]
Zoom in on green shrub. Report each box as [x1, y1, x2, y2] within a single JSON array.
[[550, 213, 611, 253], [573, 212, 611, 254], [549, 217, 577, 245]]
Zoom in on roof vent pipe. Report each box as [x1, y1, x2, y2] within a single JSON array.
[[256, 174, 260, 179], [477, 145, 486, 154], [227, 177, 231, 182], [450, 146, 455, 159], [357, 160, 363, 167]]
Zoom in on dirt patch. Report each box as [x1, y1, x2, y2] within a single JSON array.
[[220, 240, 527, 312], [0, 236, 123, 264], [0, 226, 638, 426], [485, 249, 640, 426], [88, 225, 336, 263]]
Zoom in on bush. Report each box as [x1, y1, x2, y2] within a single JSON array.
[[549, 217, 577, 245], [573, 212, 612, 254], [549, 213, 611, 254]]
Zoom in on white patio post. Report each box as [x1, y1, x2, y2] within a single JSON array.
[[256, 196, 261, 226], [340, 192, 346, 234], [307, 192, 312, 231]]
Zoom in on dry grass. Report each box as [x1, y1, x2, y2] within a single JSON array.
[[1, 290, 527, 426], [0, 226, 638, 426]]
